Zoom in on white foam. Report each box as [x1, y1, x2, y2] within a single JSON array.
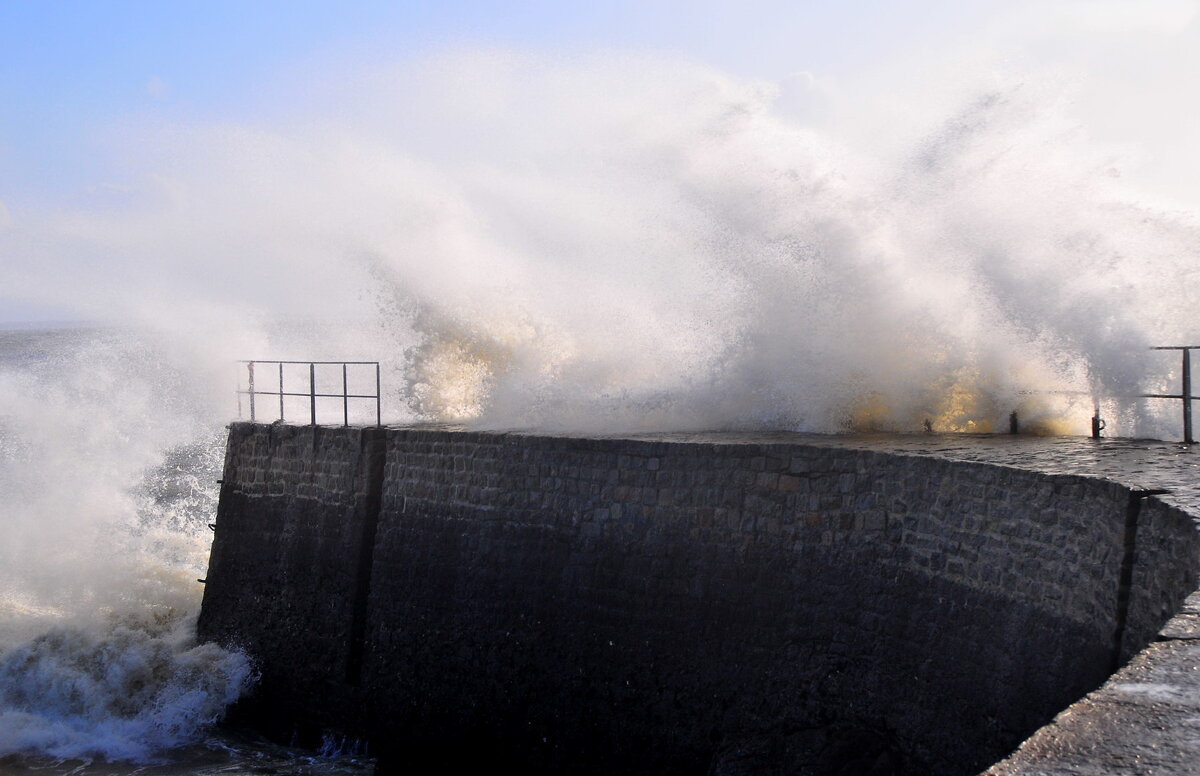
[[0, 608, 254, 762], [0, 330, 255, 763]]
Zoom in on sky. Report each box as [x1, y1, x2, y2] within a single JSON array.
[[1, 0, 1199, 325]]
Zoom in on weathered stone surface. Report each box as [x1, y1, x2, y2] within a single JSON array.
[[197, 424, 1200, 774], [986, 638, 1200, 776], [1158, 589, 1200, 640]]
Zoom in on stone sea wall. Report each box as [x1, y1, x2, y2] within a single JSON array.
[[197, 423, 1200, 775]]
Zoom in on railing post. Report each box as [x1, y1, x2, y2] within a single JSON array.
[[1091, 401, 1104, 439], [376, 362, 382, 427], [247, 362, 256, 422], [1184, 348, 1194, 444], [278, 362, 285, 421], [343, 363, 349, 427], [310, 362, 317, 425]]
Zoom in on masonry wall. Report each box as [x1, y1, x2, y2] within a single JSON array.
[[1123, 496, 1200, 661], [198, 424, 1200, 775], [197, 423, 385, 734]]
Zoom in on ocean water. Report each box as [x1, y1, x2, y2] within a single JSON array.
[[0, 328, 374, 775]]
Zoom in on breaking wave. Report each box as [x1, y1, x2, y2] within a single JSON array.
[[0, 329, 255, 765], [0, 608, 254, 763], [7, 52, 1195, 437]]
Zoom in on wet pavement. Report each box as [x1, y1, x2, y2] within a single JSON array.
[[607, 430, 1200, 513]]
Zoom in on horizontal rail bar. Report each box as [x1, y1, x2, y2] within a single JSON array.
[[240, 360, 380, 365], [1019, 390, 1200, 401], [1017, 389, 1092, 396], [238, 390, 379, 399], [1151, 346, 1200, 351], [1018, 390, 1196, 400]]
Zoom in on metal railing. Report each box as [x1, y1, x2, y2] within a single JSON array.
[[237, 360, 381, 427], [1140, 346, 1197, 444], [1011, 346, 1198, 443]]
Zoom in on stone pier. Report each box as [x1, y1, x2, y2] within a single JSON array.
[[198, 424, 1200, 775]]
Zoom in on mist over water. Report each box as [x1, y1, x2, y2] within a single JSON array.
[[0, 50, 1197, 765]]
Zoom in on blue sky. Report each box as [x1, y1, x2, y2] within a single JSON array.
[[0, 1, 974, 147], [0, 0, 1016, 201], [2, 0, 1199, 324]]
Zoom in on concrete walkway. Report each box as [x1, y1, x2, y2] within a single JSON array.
[[606, 431, 1200, 513]]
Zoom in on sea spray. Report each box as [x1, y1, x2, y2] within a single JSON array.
[[355, 59, 1197, 437], [7, 53, 1186, 437], [0, 329, 257, 765]]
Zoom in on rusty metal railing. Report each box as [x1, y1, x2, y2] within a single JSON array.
[[236, 360, 381, 427]]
